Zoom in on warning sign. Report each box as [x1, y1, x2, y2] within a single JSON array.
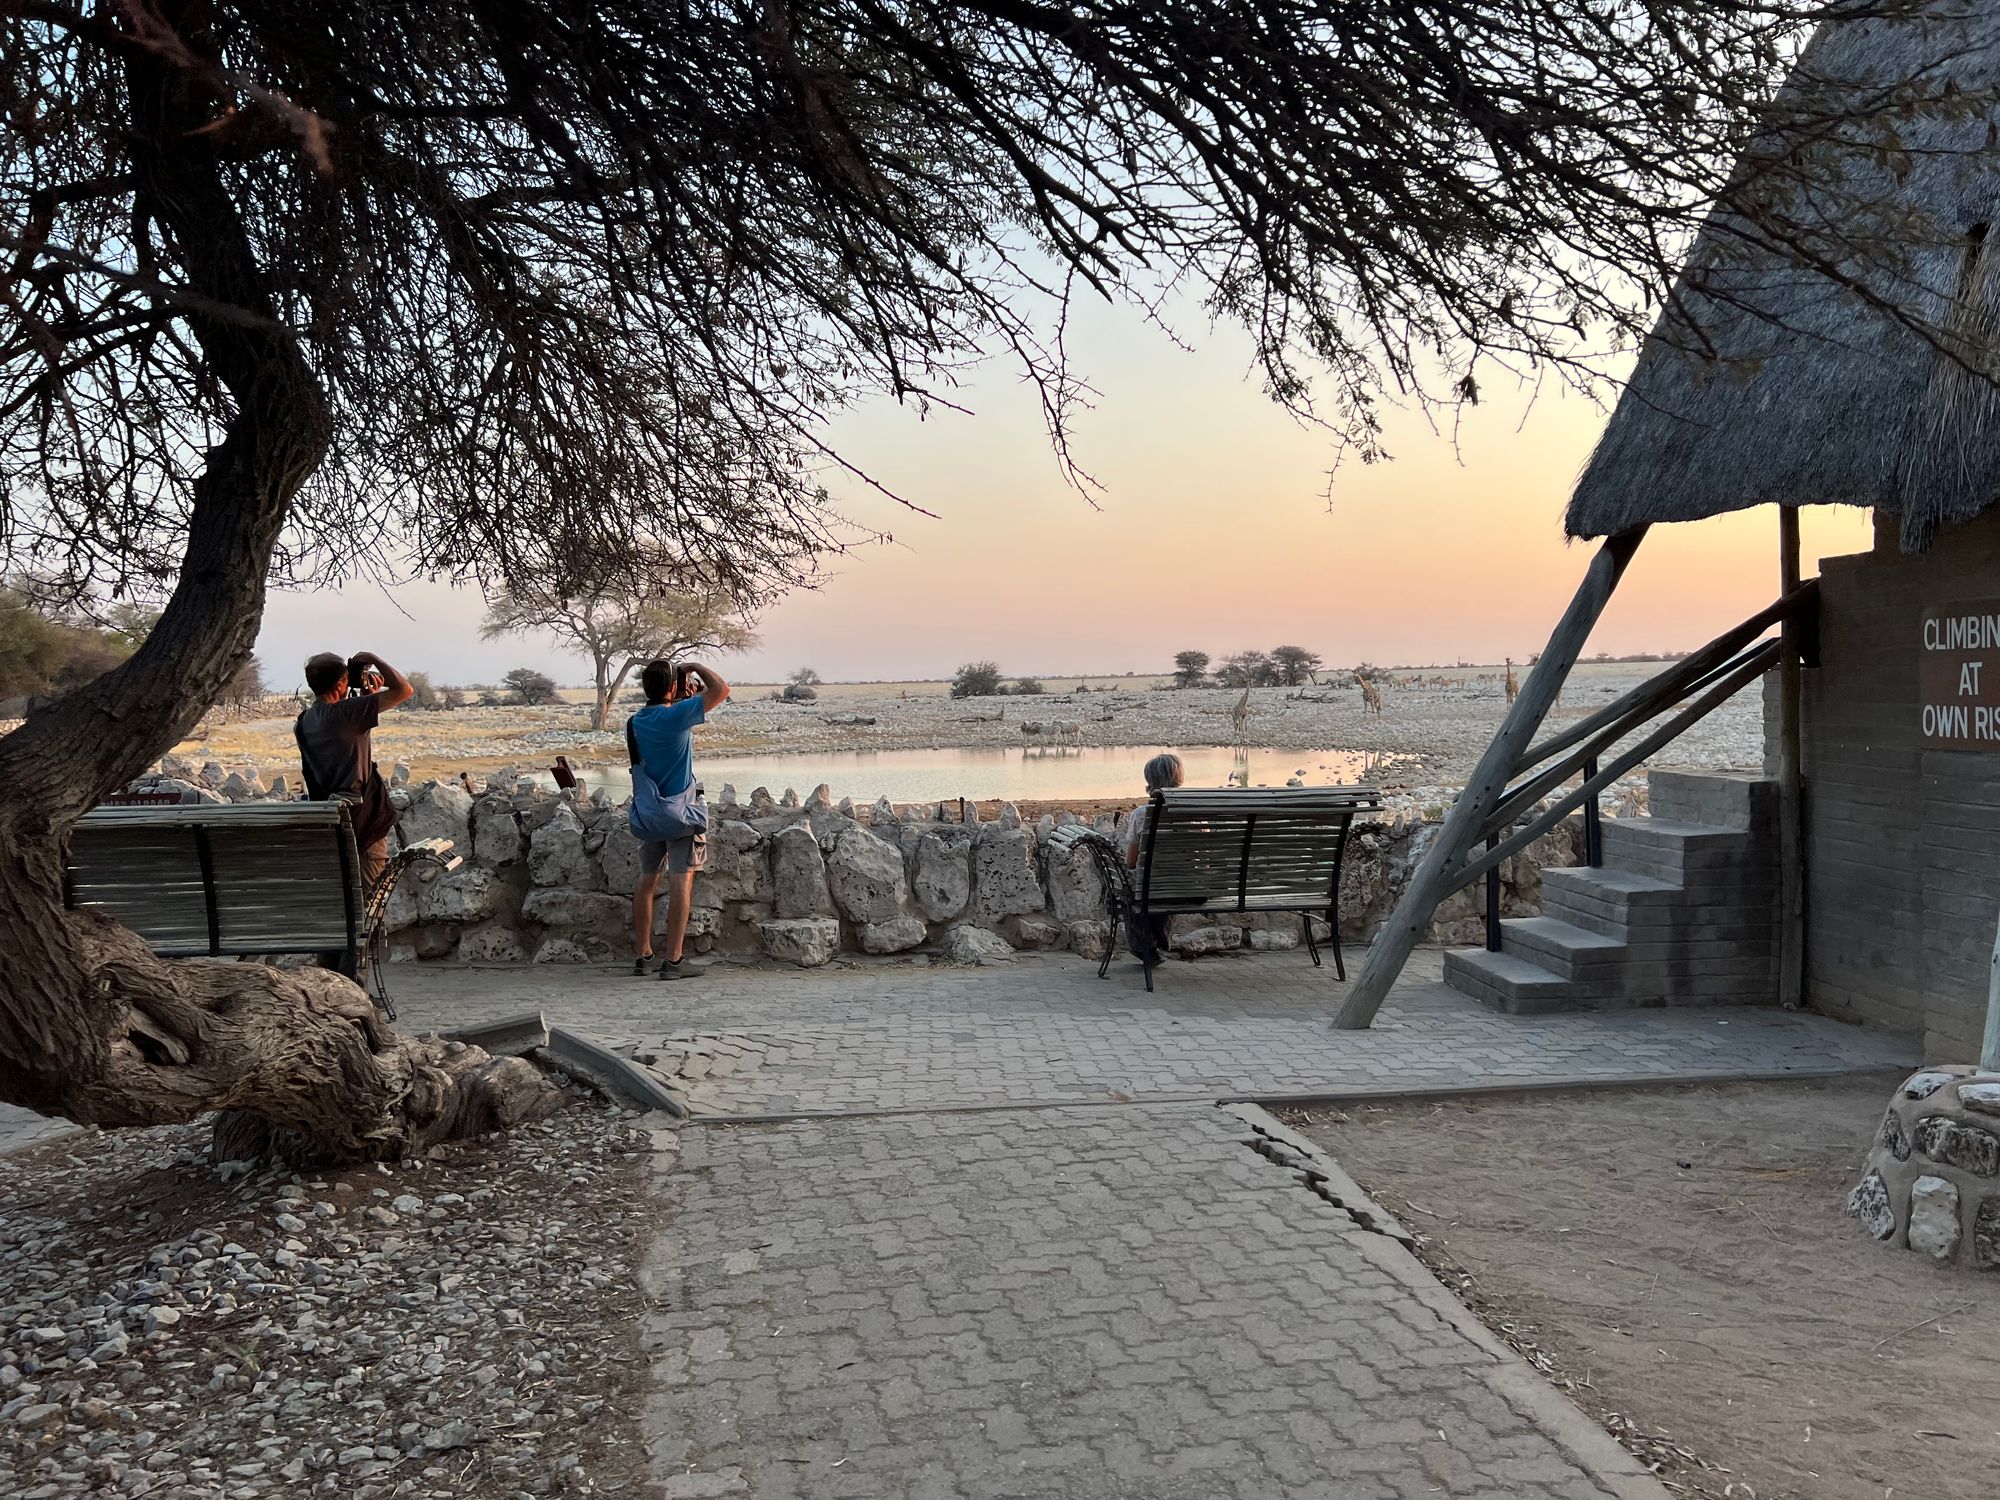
[[1921, 601, 2000, 748]]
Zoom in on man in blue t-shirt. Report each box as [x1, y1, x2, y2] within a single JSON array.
[[626, 657, 731, 979]]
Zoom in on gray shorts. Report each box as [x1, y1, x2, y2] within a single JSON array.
[[640, 834, 707, 878]]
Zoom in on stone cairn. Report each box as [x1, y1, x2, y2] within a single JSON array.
[[1849, 1067, 2000, 1269]]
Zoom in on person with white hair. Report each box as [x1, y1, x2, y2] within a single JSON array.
[[1117, 752, 1185, 869]]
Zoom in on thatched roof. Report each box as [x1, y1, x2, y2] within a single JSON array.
[[1568, 6, 2000, 551]]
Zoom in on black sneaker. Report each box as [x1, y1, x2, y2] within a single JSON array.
[[657, 957, 706, 981], [633, 955, 653, 977]]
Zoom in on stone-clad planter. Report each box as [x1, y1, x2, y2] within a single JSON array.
[[1849, 1067, 2000, 1269], [364, 779, 1581, 967]]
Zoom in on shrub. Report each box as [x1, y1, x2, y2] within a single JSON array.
[[503, 667, 561, 705], [950, 660, 1004, 698], [1013, 676, 1045, 695], [1171, 650, 1209, 688]]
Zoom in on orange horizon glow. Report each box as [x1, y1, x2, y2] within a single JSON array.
[[255, 294, 1871, 688]]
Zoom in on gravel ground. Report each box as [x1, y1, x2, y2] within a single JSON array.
[[0, 1096, 659, 1500]]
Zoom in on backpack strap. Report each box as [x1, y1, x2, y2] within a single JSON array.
[[293, 712, 329, 801]]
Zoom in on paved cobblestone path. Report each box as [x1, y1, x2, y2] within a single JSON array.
[[386, 947, 1913, 1496], [391, 947, 1915, 1118], [647, 1103, 1656, 1499]]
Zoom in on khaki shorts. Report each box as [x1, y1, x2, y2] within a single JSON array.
[[640, 833, 707, 878]]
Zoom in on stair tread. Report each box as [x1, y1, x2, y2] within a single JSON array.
[[1502, 916, 1626, 950], [1444, 947, 1570, 987], [1541, 866, 1681, 895], [1603, 816, 1739, 840]]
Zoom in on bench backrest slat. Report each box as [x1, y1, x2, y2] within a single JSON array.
[[69, 803, 362, 957], [1138, 787, 1381, 914]]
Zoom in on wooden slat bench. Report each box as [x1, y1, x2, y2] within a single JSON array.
[[1057, 786, 1383, 990], [66, 802, 457, 1018]]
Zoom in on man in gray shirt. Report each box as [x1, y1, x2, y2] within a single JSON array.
[[296, 650, 412, 882]]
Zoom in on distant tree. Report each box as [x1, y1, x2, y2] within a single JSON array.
[[218, 656, 265, 707], [951, 662, 1005, 699], [790, 667, 823, 689], [0, 585, 140, 702], [1172, 651, 1211, 689], [1269, 646, 1323, 687], [1014, 677, 1046, 696], [1218, 651, 1278, 689], [406, 671, 442, 711], [503, 668, 562, 706], [482, 567, 758, 731], [101, 604, 162, 653]]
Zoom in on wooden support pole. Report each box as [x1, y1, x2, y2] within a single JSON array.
[[1333, 527, 1648, 1030], [1777, 507, 1805, 1010]]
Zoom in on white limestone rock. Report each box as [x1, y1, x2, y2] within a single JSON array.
[[531, 936, 593, 965], [941, 925, 1015, 965], [971, 826, 1042, 924], [770, 824, 835, 919], [1169, 922, 1240, 957], [1957, 1081, 2000, 1116], [416, 866, 510, 926], [1067, 920, 1113, 962], [857, 915, 928, 954], [519, 886, 627, 937], [759, 917, 841, 967], [456, 921, 527, 964], [1010, 913, 1067, 950], [528, 803, 592, 888], [825, 825, 911, 925], [1044, 840, 1106, 923], [912, 831, 973, 923], [595, 820, 646, 896], [401, 781, 474, 854], [1904, 1070, 1962, 1100], [705, 820, 774, 905], [471, 798, 523, 865], [1909, 1174, 1962, 1259]]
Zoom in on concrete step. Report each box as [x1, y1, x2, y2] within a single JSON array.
[[1648, 769, 1779, 831], [1599, 817, 1774, 870], [1541, 866, 1681, 931], [1497, 916, 1629, 978], [1442, 947, 1625, 1015]]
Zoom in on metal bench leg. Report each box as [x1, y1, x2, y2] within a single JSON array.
[[1301, 912, 1323, 970], [1099, 914, 1117, 980], [1143, 949, 1155, 993]]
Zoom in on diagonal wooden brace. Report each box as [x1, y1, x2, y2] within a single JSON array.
[[1332, 528, 1648, 1030]]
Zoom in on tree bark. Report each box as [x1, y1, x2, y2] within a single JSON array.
[[0, 14, 559, 1160], [592, 653, 614, 732]]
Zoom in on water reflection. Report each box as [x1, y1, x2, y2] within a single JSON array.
[[540, 744, 1407, 803]]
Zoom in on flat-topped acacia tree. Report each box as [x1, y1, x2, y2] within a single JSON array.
[[0, 0, 1954, 1159]]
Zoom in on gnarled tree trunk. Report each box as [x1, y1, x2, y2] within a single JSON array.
[[0, 16, 558, 1164]]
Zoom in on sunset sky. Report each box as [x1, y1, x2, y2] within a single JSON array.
[[254, 291, 1871, 691]]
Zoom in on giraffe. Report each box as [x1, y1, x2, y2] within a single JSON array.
[[1356, 671, 1383, 716]]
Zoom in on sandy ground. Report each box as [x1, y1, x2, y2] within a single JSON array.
[[173, 661, 1765, 791], [1289, 1078, 2000, 1500]]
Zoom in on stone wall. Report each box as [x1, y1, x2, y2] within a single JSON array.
[[360, 779, 1582, 967]]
